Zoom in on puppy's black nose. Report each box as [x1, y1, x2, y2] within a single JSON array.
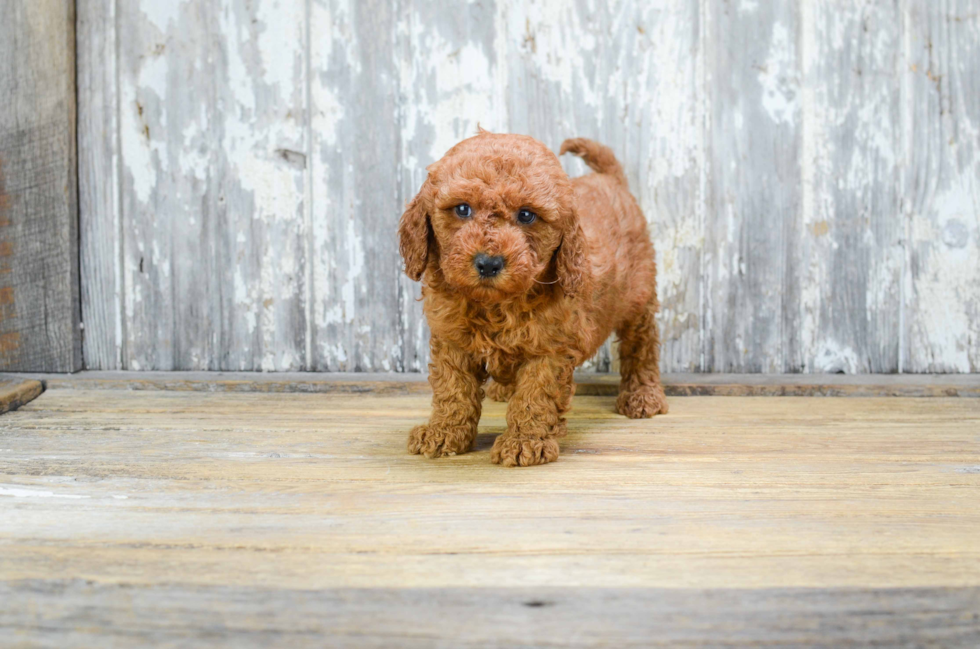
[[473, 253, 505, 279]]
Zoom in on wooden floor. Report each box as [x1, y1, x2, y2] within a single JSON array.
[[1, 381, 979, 646]]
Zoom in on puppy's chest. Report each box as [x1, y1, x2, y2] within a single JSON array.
[[425, 291, 585, 369], [451, 316, 570, 377], [457, 322, 534, 366]]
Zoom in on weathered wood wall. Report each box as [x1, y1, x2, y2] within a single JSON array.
[[78, 0, 980, 373], [0, 0, 80, 372]]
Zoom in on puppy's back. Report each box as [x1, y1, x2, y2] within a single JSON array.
[[562, 139, 655, 313]]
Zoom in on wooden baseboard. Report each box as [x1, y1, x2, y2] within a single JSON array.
[[9, 371, 980, 397]]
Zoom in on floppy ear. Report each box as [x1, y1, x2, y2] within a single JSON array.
[[398, 184, 432, 281], [556, 216, 593, 299]]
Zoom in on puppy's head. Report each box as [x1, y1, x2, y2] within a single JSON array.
[[399, 131, 591, 302]]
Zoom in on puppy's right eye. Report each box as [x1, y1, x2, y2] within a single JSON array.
[[454, 204, 472, 219]]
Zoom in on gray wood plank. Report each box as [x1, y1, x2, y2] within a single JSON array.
[[310, 0, 404, 371], [703, 0, 802, 372], [0, 0, 80, 372], [903, 0, 980, 373], [209, 0, 310, 371], [395, 0, 505, 372], [499, 1, 609, 372], [115, 3, 209, 370], [112, 1, 309, 370], [503, 1, 703, 372], [798, 1, 904, 373], [78, 0, 122, 370], [2, 582, 977, 648]]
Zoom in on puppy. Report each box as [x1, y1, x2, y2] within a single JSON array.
[[399, 130, 667, 467]]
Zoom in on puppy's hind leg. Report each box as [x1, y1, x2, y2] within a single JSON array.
[[616, 296, 669, 418]]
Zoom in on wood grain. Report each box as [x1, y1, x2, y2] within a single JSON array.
[[502, 1, 703, 372], [0, 390, 978, 644], [0, 0, 80, 372], [77, 0, 123, 371], [113, 0, 310, 372], [395, 0, 504, 372], [703, 0, 802, 373], [904, 0, 980, 372], [2, 582, 977, 647], [800, 0, 904, 373], [311, 0, 403, 372]]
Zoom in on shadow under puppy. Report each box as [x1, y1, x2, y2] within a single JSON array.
[[399, 130, 667, 467]]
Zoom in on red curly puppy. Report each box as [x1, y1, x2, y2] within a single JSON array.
[[399, 130, 667, 467]]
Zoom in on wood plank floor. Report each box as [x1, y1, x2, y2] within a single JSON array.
[[1, 388, 979, 646]]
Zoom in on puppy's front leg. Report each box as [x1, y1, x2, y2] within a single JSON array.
[[491, 356, 575, 467], [408, 337, 486, 458]]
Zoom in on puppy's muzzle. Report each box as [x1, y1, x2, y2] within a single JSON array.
[[473, 253, 505, 279]]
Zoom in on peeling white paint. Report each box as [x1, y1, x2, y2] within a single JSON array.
[[759, 22, 799, 127], [505, 0, 600, 111], [399, 9, 506, 165], [902, 3, 980, 373], [910, 173, 980, 371], [811, 340, 860, 374], [141, 2, 184, 31], [312, 85, 344, 148], [798, 2, 905, 373], [654, 217, 703, 305], [120, 97, 157, 205]]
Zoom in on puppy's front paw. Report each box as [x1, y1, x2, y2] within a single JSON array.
[[617, 384, 669, 418], [407, 424, 474, 458], [485, 380, 515, 403], [491, 435, 560, 467]]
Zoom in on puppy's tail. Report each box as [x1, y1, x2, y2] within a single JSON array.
[[559, 138, 628, 186]]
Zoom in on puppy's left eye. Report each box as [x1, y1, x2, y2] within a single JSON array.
[[454, 204, 472, 218], [517, 208, 537, 225]]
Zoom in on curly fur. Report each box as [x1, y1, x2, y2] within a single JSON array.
[[400, 131, 668, 467]]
